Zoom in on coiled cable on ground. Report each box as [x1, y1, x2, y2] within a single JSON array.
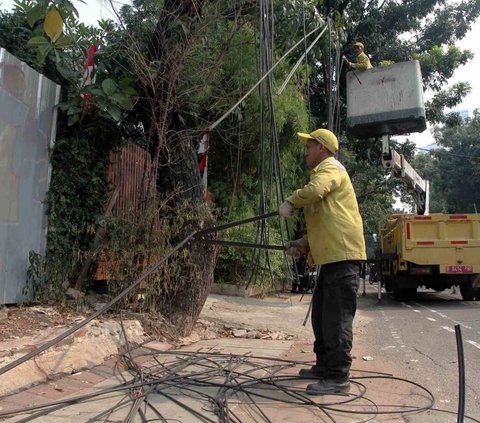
[[2, 350, 478, 422]]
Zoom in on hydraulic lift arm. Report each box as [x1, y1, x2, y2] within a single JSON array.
[[380, 135, 430, 215]]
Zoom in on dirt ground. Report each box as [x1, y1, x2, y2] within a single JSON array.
[[0, 306, 73, 342]]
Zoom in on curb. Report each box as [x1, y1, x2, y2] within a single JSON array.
[[0, 319, 147, 396]]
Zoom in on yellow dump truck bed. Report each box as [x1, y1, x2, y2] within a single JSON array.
[[381, 214, 480, 274]]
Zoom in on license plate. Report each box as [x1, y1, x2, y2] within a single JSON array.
[[445, 265, 473, 274]]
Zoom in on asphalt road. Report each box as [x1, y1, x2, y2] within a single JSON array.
[[358, 281, 480, 422]]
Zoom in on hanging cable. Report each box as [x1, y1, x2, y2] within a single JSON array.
[[276, 25, 328, 95], [301, 0, 312, 130], [208, 25, 326, 131]]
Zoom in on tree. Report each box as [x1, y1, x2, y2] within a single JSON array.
[[306, 0, 480, 233], [1, 0, 220, 333], [417, 111, 480, 213], [2, 0, 478, 335]]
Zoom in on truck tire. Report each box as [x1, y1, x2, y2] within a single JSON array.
[[474, 288, 480, 301], [460, 284, 475, 301], [391, 274, 416, 301], [384, 278, 393, 293]]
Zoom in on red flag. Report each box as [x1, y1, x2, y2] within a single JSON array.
[[197, 128, 211, 202]]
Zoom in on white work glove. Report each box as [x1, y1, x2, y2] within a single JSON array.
[[278, 200, 296, 217], [285, 238, 309, 258]]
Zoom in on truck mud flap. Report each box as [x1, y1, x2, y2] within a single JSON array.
[[472, 275, 480, 288]]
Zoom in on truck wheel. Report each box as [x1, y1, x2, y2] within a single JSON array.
[[460, 284, 475, 301], [384, 278, 393, 293], [474, 288, 480, 301]]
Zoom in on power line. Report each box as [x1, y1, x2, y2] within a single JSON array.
[[415, 146, 480, 160]]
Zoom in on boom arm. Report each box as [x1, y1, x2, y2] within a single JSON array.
[[380, 135, 430, 215]]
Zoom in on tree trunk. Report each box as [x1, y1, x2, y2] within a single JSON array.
[[134, 0, 218, 335], [156, 130, 218, 336]]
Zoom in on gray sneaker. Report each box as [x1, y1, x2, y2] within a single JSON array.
[[298, 366, 324, 378], [306, 378, 350, 395]]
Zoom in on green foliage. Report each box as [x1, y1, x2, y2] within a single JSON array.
[[417, 110, 480, 213], [0, 8, 37, 66], [378, 60, 394, 67], [24, 251, 46, 301], [2, 0, 478, 302], [414, 45, 473, 90], [5, 0, 137, 126], [44, 135, 111, 295], [100, 212, 169, 309], [171, 5, 311, 287], [425, 82, 472, 124]]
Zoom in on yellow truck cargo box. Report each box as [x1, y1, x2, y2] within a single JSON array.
[[378, 213, 480, 301], [381, 214, 480, 274]]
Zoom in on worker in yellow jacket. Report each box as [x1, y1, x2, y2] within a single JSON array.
[[279, 128, 366, 395], [348, 41, 373, 70]]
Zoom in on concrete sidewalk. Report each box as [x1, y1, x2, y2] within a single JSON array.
[[0, 292, 438, 422], [0, 318, 146, 396], [0, 338, 297, 422]]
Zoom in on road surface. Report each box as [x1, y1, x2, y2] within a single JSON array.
[[356, 281, 480, 421]]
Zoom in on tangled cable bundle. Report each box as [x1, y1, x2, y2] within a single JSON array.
[[2, 350, 478, 422]]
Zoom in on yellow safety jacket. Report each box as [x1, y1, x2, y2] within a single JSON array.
[[352, 52, 372, 70], [287, 157, 366, 265]]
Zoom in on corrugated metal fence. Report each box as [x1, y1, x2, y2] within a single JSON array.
[[0, 49, 60, 304]]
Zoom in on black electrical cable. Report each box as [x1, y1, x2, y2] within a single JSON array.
[[455, 324, 466, 423], [0, 211, 280, 380], [154, 389, 217, 423], [0, 355, 206, 418], [140, 354, 439, 421], [0, 231, 197, 378], [415, 146, 480, 160], [196, 211, 278, 236], [91, 395, 134, 422], [4, 351, 477, 423]]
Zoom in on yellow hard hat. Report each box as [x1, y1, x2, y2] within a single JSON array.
[[297, 129, 339, 154], [353, 42, 364, 48]]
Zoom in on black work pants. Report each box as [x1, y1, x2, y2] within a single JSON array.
[[311, 260, 361, 380]]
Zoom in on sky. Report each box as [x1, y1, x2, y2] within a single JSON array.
[[1, 0, 479, 148]]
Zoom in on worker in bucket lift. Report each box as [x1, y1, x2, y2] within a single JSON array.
[[278, 128, 366, 395], [348, 41, 373, 70]]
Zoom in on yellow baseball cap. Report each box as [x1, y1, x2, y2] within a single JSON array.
[[353, 41, 364, 48], [297, 129, 339, 154]]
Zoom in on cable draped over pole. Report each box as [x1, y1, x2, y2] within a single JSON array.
[[202, 3, 328, 288], [207, 25, 326, 132]]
